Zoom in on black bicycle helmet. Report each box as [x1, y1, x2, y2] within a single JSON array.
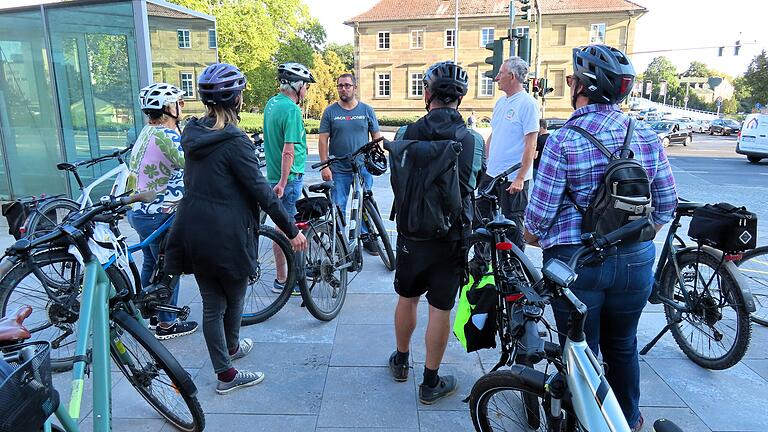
[[572, 44, 635, 105], [363, 144, 387, 176], [423, 61, 469, 105], [277, 62, 316, 84]]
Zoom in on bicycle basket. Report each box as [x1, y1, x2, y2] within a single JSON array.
[[0, 341, 58, 432], [295, 196, 331, 221]]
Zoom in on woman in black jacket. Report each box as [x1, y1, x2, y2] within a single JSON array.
[[166, 63, 307, 394]]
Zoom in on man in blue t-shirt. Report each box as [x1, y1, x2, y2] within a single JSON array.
[[319, 73, 382, 255]]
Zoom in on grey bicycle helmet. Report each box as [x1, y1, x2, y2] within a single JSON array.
[[198, 63, 247, 106], [363, 145, 387, 176], [423, 61, 469, 106], [277, 63, 316, 84], [572, 44, 635, 105]]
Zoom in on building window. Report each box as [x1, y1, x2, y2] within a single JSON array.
[[377, 72, 391, 97], [410, 29, 424, 49], [445, 28, 456, 48], [208, 29, 216, 49], [377, 31, 390, 50], [617, 27, 627, 47], [479, 75, 494, 97], [514, 27, 529, 38], [551, 25, 566, 46], [480, 27, 494, 47], [177, 29, 191, 49], [550, 70, 565, 97], [589, 23, 605, 44], [410, 72, 424, 97], [180, 72, 194, 98]]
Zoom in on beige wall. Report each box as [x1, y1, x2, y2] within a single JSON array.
[[353, 11, 641, 120]]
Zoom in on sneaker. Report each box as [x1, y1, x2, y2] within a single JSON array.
[[388, 351, 408, 382], [291, 286, 302, 297], [419, 375, 457, 405], [230, 338, 254, 361], [147, 316, 159, 331], [155, 320, 198, 340], [630, 414, 644, 432], [271, 279, 285, 294], [216, 370, 265, 394], [363, 240, 380, 256]]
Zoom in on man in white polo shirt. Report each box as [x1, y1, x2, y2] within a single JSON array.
[[480, 56, 540, 248]]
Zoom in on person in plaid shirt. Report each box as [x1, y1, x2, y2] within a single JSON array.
[[524, 45, 677, 432]]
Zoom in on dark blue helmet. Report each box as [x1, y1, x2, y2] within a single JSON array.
[[198, 63, 247, 106]]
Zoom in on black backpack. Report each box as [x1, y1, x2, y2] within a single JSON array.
[[384, 138, 463, 241], [564, 118, 656, 242]]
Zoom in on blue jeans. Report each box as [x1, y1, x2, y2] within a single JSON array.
[[128, 211, 180, 323], [271, 176, 303, 220], [543, 241, 655, 427], [331, 167, 373, 234]]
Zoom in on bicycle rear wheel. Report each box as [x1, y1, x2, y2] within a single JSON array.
[[470, 369, 564, 432], [661, 250, 751, 369], [111, 309, 205, 432], [23, 198, 80, 239], [240, 225, 296, 326], [737, 246, 768, 326], [300, 220, 348, 321], [363, 198, 395, 271], [0, 248, 131, 371]]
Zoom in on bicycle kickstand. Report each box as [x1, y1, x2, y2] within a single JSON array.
[[639, 323, 674, 355]]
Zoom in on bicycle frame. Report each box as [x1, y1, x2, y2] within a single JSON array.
[[76, 163, 130, 210]]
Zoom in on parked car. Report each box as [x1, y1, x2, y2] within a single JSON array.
[[692, 119, 711, 133], [544, 118, 566, 132], [650, 121, 692, 147], [709, 118, 742, 136], [736, 114, 768, 163]]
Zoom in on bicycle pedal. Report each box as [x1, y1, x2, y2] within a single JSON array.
[[178, 306, 191, 321]]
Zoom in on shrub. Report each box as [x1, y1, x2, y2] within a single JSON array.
[[378, 116, 421, 127], [239, 112, 320, 134]]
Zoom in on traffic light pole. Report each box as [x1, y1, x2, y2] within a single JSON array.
[[508, 1, 515, 57]]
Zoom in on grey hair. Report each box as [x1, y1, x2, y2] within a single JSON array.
[[280, 82, 300, 92], [504, 56, 529, 82]]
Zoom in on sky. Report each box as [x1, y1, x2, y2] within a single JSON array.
[[306, 0, 768, 78]]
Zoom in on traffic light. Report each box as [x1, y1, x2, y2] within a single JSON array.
[[517, 36, 531, 65], [520, 0, 533, 21], [735, 40, 741, 56], [484, 39, 504, 79], [718, 46, 724, 56], [538, 78, 554, 98], [531, 78, 540, 97]]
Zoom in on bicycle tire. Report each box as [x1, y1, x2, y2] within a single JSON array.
[[660, 249, 751, 369], [300, 220, 348, 321], [111, 309, 205, 431], [470, 369, 562, 432], [23, 198, 81, 239], [240, 225, 297, 326], [0, 248, 131, 372], [363, 198, 395, 271], [737, 246, 768, 327]]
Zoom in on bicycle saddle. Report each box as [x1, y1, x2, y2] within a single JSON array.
[[486, 216, 517, 232], [0, 305, 32, 342], [308, 181, 335, 194], [56, 162, 77, 172]]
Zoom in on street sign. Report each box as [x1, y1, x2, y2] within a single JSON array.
[[684, 96, 689, 103], [716, 96, 723, 103], [645, 81, 652, 95], [716, 99, 722, 108], [659, 82, 668, 96], [757, 102, 763, 110]]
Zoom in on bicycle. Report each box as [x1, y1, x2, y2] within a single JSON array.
[[468, 217, 683, 432], [639, 200, 755, 369], [736, 245, 768, 326], [23, 145, 132, 239], [0, 192, 205, 432]]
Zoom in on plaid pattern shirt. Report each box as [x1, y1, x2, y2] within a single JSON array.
[[524, 104, 678, 249]]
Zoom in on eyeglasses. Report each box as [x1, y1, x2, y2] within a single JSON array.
[[304, 83, 312, 90], [566, 75, 576, 86], [337, 84, 354, 89]]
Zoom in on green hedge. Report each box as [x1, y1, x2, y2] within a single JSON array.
[[239, 112, 320, 134], [377, 116, 421, 127]]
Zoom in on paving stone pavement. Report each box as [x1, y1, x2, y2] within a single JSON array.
[[2, 148, 767, 432]]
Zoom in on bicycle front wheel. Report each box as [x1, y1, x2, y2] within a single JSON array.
[[301, 220, 348, 321], [737, 246, 768, 326], [661, 250, 752, 369], [241, 225, 296, 326], [23, 198, 80, 239], [363, 198, 395, 271], [111, 309, 205, 432], [470, 369, 561, 432]]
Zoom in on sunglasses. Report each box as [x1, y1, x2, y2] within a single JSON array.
[[566, 75, 576, 86]]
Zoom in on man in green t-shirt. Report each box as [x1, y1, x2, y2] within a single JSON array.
[[263, 62, 315, 294]]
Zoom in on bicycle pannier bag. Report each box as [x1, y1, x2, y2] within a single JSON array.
[[454, 262, 497, 353], [688, 203, 757, 253], [564, 118, 656, 243], [295, 196, 330, 221]]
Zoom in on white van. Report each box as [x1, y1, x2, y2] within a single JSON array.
[[736, 113, 768, 163]]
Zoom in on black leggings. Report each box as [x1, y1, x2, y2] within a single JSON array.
[[194, 273, 248, 374]]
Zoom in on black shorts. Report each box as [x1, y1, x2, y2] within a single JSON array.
[[394, 236, 465, 311]]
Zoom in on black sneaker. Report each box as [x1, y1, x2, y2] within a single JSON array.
[[363, 240, 380, 256], [147, 316, 159, 331], [155, 320, 198, 340], [419, 375, 457, 405], [388, 351, 408, 382]]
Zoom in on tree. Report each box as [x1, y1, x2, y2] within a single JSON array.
[[643, 56, 679, 101], [325, 43, 354, 71], [304, 50, 349, 118], [169, 0, 325, 110], [682, 61, 710, 78], [739, 50, 768, 109]]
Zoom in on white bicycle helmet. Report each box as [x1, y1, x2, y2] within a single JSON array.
[[277, 63, 316, 84], [139, 83, 185, 111]]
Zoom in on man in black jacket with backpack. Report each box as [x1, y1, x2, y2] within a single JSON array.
[[387, 61, 484, 404]]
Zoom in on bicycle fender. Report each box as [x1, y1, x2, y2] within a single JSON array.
[[676, 245, 756, 313], [510, 243, 542, 283]]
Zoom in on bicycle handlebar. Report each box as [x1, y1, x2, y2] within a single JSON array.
[[565, 218, 653, 269], [479, 163, 522, 200], [311, 137, 385, 170], [74, 145, 133, 168]]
